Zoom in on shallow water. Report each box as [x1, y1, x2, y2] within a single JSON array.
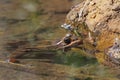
[[0, 0, 119, 80]]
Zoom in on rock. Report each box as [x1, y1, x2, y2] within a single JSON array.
[[65, 0, 120, 66], [66, 0, 120, 32]]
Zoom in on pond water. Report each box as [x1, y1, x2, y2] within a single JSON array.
[[0, 0, 119, 80]]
